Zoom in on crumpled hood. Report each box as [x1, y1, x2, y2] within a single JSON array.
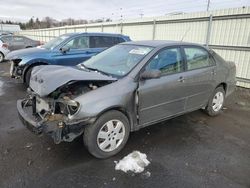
[[30, 65, 117, 97], [6, 47, 49, 60]]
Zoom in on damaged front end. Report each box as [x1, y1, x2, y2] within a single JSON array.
[[10, 59, 23, 78], [17, 80, 111, 144]]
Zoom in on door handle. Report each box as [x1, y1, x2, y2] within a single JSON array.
[[178, 76, 185, 83]]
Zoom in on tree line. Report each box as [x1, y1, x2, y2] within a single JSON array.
[[1, 17, 112, 30]]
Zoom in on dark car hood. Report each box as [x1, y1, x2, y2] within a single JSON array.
[[6, 47, 49, 60], [30, 65, 117, 97]]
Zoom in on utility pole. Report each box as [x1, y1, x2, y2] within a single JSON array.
[[120, 8, 123, 34], [139, 9, 144, 19], [206, 0, 210, 11], [120, 8, 123, 21]]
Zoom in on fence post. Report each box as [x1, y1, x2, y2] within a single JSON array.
[[42, 30, 43, 42], [49, 29, 51, 41], [120, 22, 123, 34], [206, 14, 213, 47], [152, 19, 156, 40]]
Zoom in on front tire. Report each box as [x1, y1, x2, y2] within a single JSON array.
[[24, 67, 33, 87], [205, 86, 225, 116], [83, 110, 130, 159], [0, 52, 4, 63]]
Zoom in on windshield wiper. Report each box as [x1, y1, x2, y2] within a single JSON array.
[[78, 64, 91, 71], [82, 65, 111, 77]]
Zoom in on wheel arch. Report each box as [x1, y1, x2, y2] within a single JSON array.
[[95, 106, 134, 132], [0, 51, 4, 62], [216, 82, 227, 94], [23, 61, 48, 83]]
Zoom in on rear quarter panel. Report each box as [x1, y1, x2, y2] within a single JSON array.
[[213, 51, 236, 96]]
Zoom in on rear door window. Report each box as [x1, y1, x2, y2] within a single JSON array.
[[184, 47, 215, 70], [23, 37, 32, 43], [90, 36, 125, 48], [114, 37, 125, 44], [64, 36, 89, 49], [0, 36, 12, 43], [13, 36, 25, 42]]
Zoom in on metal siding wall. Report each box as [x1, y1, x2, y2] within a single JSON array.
[[54, 29, 60, 37], [65, 28, 75, 33], [103, 25, 121, 33], [211, 18, 250, 46], [75, 27, 86, 32], [123, 24, 153, 40], [86, 26, 102, 32], [18, 7, 250, 88], [155, 21, 208, 43]]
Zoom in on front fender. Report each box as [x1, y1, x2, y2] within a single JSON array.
[[20, 58, 51, 67], [21, 58, 50, 81], [69, 78, 138, 128]]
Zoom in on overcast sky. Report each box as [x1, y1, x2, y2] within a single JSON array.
[[0, 0, 249, 22]]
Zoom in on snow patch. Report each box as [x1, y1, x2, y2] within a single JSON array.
[[115, 151, 150, 173], [0, 79, 4, 96]]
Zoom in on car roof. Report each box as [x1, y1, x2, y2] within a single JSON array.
[[122, 40, 206, 48], [62, 32, 129, 38]]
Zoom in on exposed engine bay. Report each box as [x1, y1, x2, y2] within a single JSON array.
[[21, 80, 112, 144], [48, 80, 111, 116]]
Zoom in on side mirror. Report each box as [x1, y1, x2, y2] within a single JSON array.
[[140, 70, 161, 80], [60, 46, 70, 53]]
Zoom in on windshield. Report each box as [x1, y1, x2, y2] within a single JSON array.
[[82, 44, 153, 77], [42, 35, 70, 50]]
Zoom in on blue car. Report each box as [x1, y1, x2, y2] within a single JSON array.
[[7, 32, 131, 86]]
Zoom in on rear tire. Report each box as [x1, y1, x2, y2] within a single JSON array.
[[83, 110, 130, 159], [0, 52, 4, 63], [205, 86, 225, 116]]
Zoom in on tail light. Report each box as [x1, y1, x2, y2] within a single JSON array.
[[2, 43, 8, 49]]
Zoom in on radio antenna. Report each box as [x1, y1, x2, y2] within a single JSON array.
[[180, 27, 191, 41]]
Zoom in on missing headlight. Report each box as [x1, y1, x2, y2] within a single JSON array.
[[56, 98, 80, 116], [68, 104, 79, 115]]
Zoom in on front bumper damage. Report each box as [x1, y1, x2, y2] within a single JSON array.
[[10, 60, 24, 79], [17, 97, 93, 144]]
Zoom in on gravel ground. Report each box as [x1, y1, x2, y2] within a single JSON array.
[[0, 62, 250, 188]]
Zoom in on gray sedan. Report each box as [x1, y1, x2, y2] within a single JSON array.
[[17, 41, 236, 158], [0, 35, 41, 51]]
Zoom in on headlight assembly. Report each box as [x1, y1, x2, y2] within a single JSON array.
[[61, 96, 80, 116]]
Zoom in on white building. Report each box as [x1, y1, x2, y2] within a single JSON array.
[[0, 24, 21, 32]]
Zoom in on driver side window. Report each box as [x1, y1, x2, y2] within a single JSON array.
[[145, 47, 184, 75], [64, 36, 89, 49]]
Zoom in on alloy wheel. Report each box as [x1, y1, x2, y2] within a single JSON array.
[[212, 91, 224, 112], [97, 120, 125, 152]]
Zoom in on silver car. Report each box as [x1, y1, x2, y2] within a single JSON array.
[[0, 38, 10, 62], [0, 35, 41, 51], [17, 41, 236, 158]]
